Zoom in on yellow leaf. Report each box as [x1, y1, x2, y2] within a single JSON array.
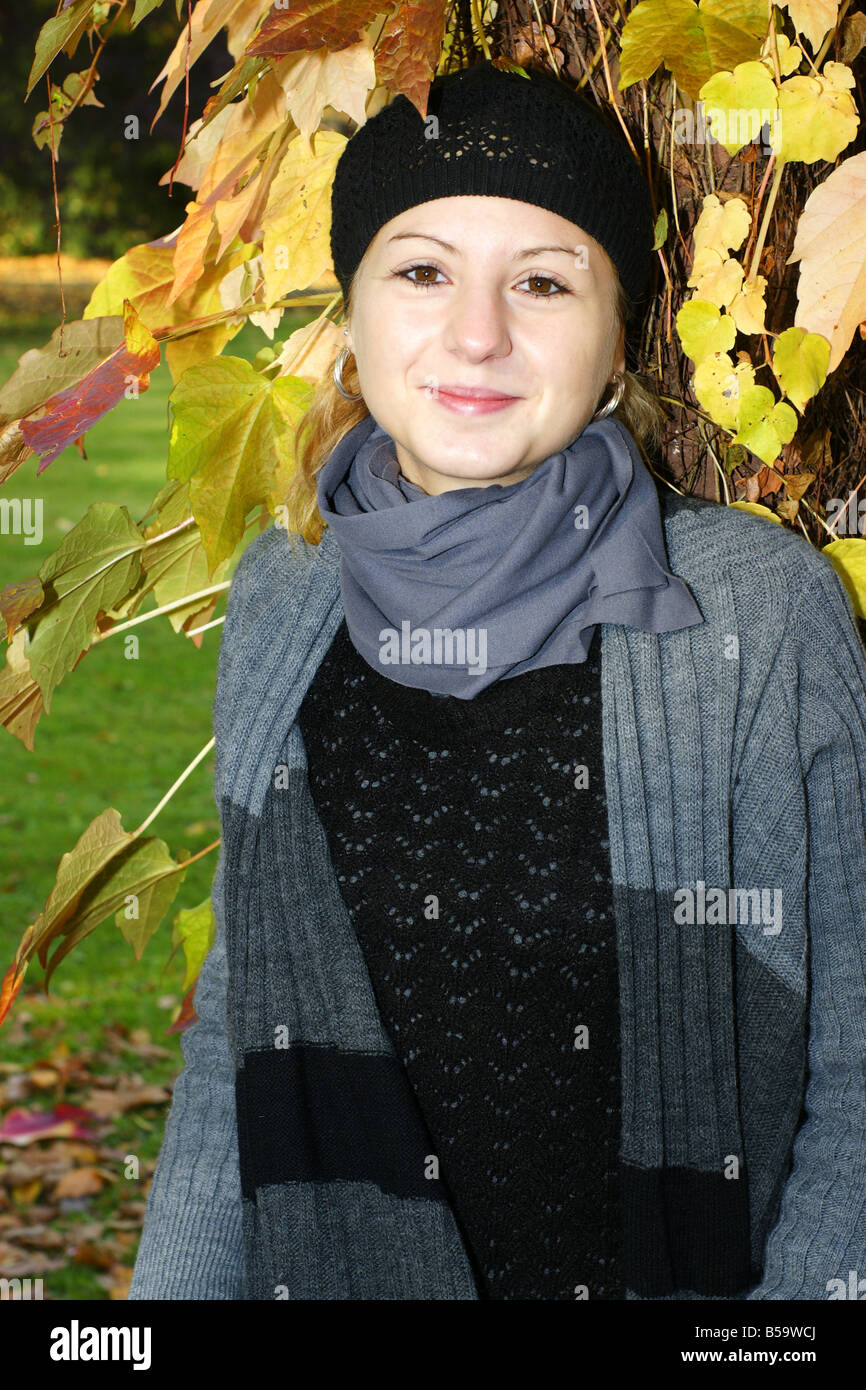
[[693, 193, 751, 257], [275, 40, 376, 150], [771, 67, 859, 164], [84, 238, 248, 383], [149, 0, 257, 126], [224, 0, 273, 57], [699, 60, 778, 156], [760, 29, 804, 76], [732, 385, 798, 464], [167, 356, 305, 571], [693, 351, 755, 428], [272, 316, 344, 383], [619, 0, 769, 101], [729, 500, 783, 524], [122, 298, 159, 363], [688, 247, 745, 309], [676, 299, 737, 359], [728, 274, 767, 334], [261, 129, 347, 302], [150, 537, 230, 635], [12, 1178, 43, 1205], [772, 325, 831, 411], [777, 0, 839, 54], [195, 70, 290, 205], [218, 253, 282, 338], [167, 107, 235, 193], [267, 374, 316, 514], [170, 898, 216, 993], [821, 538, 866, 618], [788, 150, 866, 373]]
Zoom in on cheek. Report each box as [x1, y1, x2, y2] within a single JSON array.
[[360, 301, 429, 364], [553, 314, 615, 377], [534, 334, 601, 395]]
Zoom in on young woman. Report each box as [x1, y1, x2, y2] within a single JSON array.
[[129, 60, 866, 1301]]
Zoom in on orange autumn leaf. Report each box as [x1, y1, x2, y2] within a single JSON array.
[[53, 1166, 107, 1199], [245, 0, 384, 59], [166, 982, 198, 1034], [376, 1, 450, 118], [0, 576, 45, 643], [0, 960, 27, 1028]]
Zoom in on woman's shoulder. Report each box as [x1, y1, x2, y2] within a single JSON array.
[[224, 520, 339, 622], [658, 487, 832, 591]]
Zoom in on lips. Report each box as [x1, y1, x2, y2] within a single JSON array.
[[435, 384, 520, 400]]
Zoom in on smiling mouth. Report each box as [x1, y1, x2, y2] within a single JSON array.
[[433, 384, 521, 401], [425, 384, 523, 415]]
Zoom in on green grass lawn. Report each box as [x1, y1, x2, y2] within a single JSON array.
[[0, 306, 312, 1297]]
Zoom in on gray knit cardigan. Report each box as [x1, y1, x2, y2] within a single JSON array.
[[129, 490, 866, 1300]]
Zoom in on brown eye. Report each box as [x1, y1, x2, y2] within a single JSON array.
[[523, 273, 567, 297], [398, 264, 443, 288]]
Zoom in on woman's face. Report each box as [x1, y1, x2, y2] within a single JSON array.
[[344, 195, 626, 495]]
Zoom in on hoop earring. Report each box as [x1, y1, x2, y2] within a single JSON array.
[[333, 346, 363, 401], [592, 371, 625, 421]]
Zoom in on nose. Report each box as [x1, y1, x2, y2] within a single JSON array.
[[442, 276, 513, 362]]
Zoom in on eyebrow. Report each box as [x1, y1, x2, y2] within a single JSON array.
[[386, 232, 584, 260]]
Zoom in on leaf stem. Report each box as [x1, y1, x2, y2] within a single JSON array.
[[154, 291, 342, 344], [585, 0, 640, 159], [135, 737, 215, 838], [748, 159, 785, 282], [95, 582, 231, 638], [174, 835, 221, 871], [184, 614, 226, 638]]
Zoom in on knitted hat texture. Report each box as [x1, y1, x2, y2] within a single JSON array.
[[329, 60, 655, 309]]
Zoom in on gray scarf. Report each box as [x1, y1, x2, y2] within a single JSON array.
[[315, 413, 704, 698]]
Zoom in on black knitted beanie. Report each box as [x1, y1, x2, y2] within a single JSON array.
[[329, 60, 655, 311]]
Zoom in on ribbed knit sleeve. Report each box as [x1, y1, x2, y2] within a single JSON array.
[[747, 562, 866, 1299], [128, 537, 265, 1299]]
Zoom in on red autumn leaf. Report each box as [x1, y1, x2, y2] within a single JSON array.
[[21, 300, 160, 473], [376, 1, 449, 119], [245, 0, 385, 58], [0, 1103, 99, 1146]]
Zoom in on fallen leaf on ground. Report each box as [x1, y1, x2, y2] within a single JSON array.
[[52, 1166, 109, 1198], [0, 1103, 98, 1145], [82, 1084, 169, 1118]]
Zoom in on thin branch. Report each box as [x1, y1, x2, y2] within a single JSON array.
[[748, 159, 785, 283], [45, 72, 66, 351], [184, 614, 226, 637], [529, 0, 558, 73], [173, 835, 221, 871], [165, 0, 194, 196], [95, 582, 231, 638], [57, 0, 126, 122], [585, 0, 639, 158], [135, 736, 215, 837]]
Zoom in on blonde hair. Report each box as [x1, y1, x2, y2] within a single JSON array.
[[284, 256, 664, 546]]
